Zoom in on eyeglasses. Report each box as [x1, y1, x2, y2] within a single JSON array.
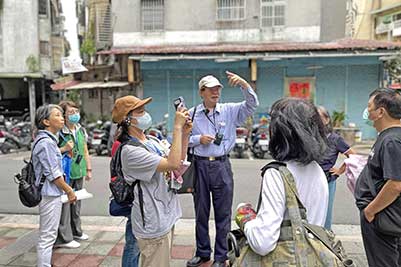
[[66, 109, 79, 115]]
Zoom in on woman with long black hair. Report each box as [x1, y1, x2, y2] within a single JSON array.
[[235, 98, 329, 256]]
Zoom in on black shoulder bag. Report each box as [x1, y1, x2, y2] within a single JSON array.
[[177, 106, 197, 194]]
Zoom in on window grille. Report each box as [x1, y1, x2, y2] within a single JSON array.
[[39, 0, 48, 16], [39, 41, 50, 56], [261, 0, 286, 28], [141, 0, 164, 32], [217, 0, 245, 21]]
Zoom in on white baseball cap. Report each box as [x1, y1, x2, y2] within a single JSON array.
[[198, 75, 224, 90]]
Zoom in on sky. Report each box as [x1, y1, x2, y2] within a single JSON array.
[[60, 0, 80, 58]]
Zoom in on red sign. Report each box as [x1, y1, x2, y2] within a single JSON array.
[[289, 82, 311, 98]]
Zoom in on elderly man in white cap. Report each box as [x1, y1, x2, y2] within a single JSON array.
[[187, 71, 259, 267]]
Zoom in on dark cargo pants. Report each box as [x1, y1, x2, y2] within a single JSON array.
[[55, 178, 84, 244]]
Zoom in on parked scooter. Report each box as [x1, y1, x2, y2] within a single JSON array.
[[95, 121, 112, 156], [233, 127, 249, 158], [86, 120, 103, 153], [251, 126, 270, 159], [0, 121, 32, 154], [146, 113, 169, 141]]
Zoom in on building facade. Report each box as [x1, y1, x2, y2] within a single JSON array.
[[92, 0, 400, 140], [349, 0, 401, 42], [0, 0, 65, 121], [113, 0, 347, 46]]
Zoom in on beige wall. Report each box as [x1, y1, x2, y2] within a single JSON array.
[[350, 0, 372, 39], [352, 0, 401, 41]]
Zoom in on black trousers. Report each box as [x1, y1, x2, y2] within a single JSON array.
[[193, 158, 233, 262], [360, 211, 401, 267], [55, 178, 84, 244]]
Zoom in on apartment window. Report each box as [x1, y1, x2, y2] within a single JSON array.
[[39, 41, 50, 56], [141, 0, 164, 32], [39, 0, 48, 16], [261, 0, 286, 28], [88, 89, 99, 99], [393, 12, 401, 22], [217, 0, 246, 21]]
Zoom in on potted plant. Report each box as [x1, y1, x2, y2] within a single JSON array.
[[80, 37, 96, 65], [332, 110, 346, 127], [332, 110, 358, 145]]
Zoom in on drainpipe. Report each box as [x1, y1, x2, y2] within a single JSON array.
[[41, 79, 46, 104], [28, 79, 36, 129]]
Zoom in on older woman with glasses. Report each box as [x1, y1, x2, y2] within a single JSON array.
[[55, 101, 92, 249]]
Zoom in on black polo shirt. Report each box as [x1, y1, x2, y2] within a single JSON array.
[[355, 127, 401, 210]]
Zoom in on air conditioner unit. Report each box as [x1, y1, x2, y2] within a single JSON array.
[[375, 22, 393, 34], [393, 20, 401, 36]]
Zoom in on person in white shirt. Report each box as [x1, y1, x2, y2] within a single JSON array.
[[235, 98, 329, 256]]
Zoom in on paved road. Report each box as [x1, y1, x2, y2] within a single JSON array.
[[0, 151, 360, 224]]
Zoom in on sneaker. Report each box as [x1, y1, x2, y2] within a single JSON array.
[[54, 240, 80, 249], [73, 233, 89, 241]]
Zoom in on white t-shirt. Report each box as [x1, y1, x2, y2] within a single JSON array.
[[244, 161, 328, 256]]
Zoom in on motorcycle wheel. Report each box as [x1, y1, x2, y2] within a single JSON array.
[[237, 151, 243, 159], [253, 151, 264, 159], [96, 147, 102, 156], [0, 141, 13, 154]]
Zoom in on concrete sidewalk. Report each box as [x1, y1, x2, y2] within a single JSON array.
[[0, 214, 367, 267]]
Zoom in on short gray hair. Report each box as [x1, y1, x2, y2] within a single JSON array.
[[35, 104, 63, 130]]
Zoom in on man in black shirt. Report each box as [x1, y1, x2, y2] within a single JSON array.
[[355, 88, 401, 267]]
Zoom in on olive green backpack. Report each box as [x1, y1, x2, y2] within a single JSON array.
[[227, 162, 355, 267]]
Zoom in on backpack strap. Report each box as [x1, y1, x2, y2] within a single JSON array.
[[257, 161, 286, 212], [38, 174, 47, 190], [30, 137, 51, 163], [256, 161, 306, 220], [31, 136, 54, 189], [117, 139, 150, 228]]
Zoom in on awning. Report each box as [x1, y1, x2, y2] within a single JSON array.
[[51, 81, 130, 91], [0, 72, 44, 79], [98, 38, 401, 56]]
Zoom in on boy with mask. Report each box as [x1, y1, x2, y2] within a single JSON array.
[[355, 89, 401, 267], [55, 101, 92, 248]]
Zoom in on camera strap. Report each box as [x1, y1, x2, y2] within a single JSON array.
[[204, 107, 218, 133]]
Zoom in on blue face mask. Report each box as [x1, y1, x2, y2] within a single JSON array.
[[132, 112, 152, 131], [362, 108, 373, 127], [68, 113, 80, 124]]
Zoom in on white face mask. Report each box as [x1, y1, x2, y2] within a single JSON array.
[[362, 108, 374, 127], [132, 112, 152, 131]]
